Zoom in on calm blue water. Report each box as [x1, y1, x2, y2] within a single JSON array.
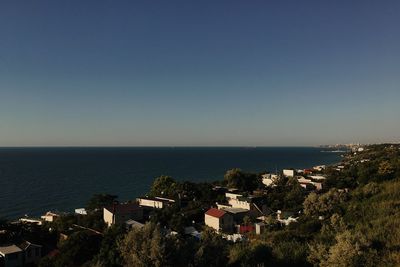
[[0, 147, 342, 219]]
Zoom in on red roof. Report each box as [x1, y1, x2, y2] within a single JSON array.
[[205, 208, 226, 218]]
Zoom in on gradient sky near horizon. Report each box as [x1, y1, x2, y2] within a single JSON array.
[[0, 1, 399, 146]]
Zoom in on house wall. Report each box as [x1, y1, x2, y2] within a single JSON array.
[[204, 214, 220, 231], [283, 169, 295, 177], [220, 214, 233, 233], [138, 199, 163, 209], [103, 208, 114, 227], [228, 199, 251, 210], [103, 208, 143, 227], [225, 193, 242, 200], [24, 246, 41, 265]]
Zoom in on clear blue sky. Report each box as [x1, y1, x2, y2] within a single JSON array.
[[0, 1, 399, 146]]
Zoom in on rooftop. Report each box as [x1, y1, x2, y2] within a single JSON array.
[[205, 208, 226, 218], [0, 244, 23, 255], [221, 207, 249, 214]]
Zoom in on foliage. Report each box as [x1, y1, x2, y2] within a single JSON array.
[[86, 194, 118, 211], [49, 230, 102, 267], [149, 175, 178, 198], [228, 241, 273, 267], [223, 168, 260, 192], [194, 228, 230, 267], [303, 189, 348, 217], [91, 225, 125, 267]]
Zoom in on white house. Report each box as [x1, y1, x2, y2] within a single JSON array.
[[313, 165, 326, 172], [137, 197, 175, 209], [204, 208, 233, 233], [41, 211, 60, 222], [297, 177, 323, 190], [75, 208, 88, 215], [262, 173, 279, 187], [103, 203, 143, 227], [19, 217, 42, 225], [283, 169, 295, 177], [308, 175, 326, 180]]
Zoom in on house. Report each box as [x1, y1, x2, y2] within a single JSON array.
[[204, 208, 233, 233], [225, 194, 267, 216], [308, 175, 326, 180], [313, 165, 326, 172], [41, 211, 60, 222], [0, 245, 23, 267], [137, 197, 175, 209], [103, 203, 143, 227], [298, 177, 323, 191], [75, 208, 88, 215], [283, 169, 295, 177], [19, 217, 42, 225], [18, 241, 42, 266], [220, 207, 249, 224], [261, 173, 279, 187]]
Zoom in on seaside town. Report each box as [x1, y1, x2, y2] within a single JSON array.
[[1, 143, 400, 266]]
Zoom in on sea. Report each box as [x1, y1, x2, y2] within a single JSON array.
[[0, 147, 343, 219]]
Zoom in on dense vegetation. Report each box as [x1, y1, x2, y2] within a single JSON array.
[[2, 144, 399, 266]]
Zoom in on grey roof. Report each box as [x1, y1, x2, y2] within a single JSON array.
[[221, 207, 249, 214], [125, 219, 144, 228], [0, 244, 22, 255]]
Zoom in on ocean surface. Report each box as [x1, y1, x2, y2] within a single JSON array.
[[0, 147, 342, 219]]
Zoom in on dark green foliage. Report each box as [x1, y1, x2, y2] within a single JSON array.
[[52, 231, 102, 266], [149, 175, 178, 198], [228, 242, 273, 267], [194, 228, 230, 267], [265, 176, 307, 211], [91, 225, 125, 267], [86, 194, 118, 211], [224, 168, 260, 192]]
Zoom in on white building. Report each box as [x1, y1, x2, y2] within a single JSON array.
[[298, 177, 323, 190], [137, 197, 175, 209], [262, 173, 279, 187], [283, 169, 295, 177], [75, 208, 88, 215], [41, 211, 60, 222], [204, 208, 233, 233], [103, 203, 143, 227], [313, 165, 326, 172]]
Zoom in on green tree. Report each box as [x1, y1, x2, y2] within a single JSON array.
[[324, 230, 378, 267], [224, 169, 259, 192], [53, 230, 102, 266], [149, 176, 177, 197], [228, 241, 273, 267], [86, 194, 118, 211], [118, 222, 180, 267], [303, 189, 348, 217], [92, 225, 125, 267], [194, 228, 229, 267]]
